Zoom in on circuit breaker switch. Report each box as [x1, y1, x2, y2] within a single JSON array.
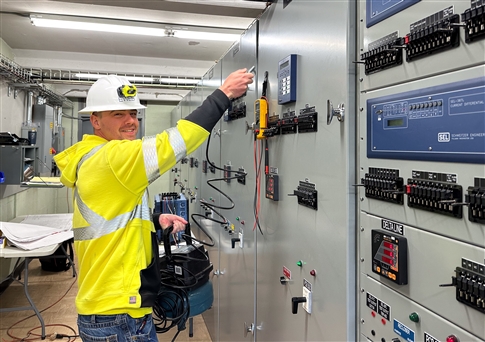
[[291, 297, 306, 314]]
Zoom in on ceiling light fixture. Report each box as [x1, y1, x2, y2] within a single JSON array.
[[74, 73, 200, 85], [30, 14, 241, 42]]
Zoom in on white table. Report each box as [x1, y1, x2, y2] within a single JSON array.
[[0, 215, 75, 340]]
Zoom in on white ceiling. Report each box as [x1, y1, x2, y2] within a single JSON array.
[[0, 0, 269, 102]]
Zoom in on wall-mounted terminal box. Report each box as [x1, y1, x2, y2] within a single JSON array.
[[406, 170, 463, 218], [451, 258, 485, 313], [225, 97, 247, 122], [371, 229, 408, 285], [292, 180, 318, 210], [236, 167, 246, 185], [202, 160, 208, 174], [265, 114, 281, 137], [367, 77, 485, 164], [0, 145, 39, 184], [297, 105, 318, 133], [362, 167, 404, 205], [279, 110, 298, 135], [405, 6, 460, 62], [462, 0, 485, 43], [224, 164, 232, 183], [278, 54, 297, 104], [465, 177, 485, 224], [360, 32, 404, 75]]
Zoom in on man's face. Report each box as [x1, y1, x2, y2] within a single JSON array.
[[90, 109, 139, 141]]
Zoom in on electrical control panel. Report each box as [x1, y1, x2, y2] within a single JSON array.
[[371, 229, 408, 285], [297, 105, 318, 133], [406, 170, 463, 218], [292, 180, 318, 210], [404, 6, 460, 62], [360, 31, 404, 75], [466, 177, 485, 223], [462, 1, 485, 43], [451, 258, 485, 313], [225, 97, 247, 121], [278, 54, 297, 104], [279, 110, 298, 135], [362, 167, 404, 205], [367, 76, 485, 163]]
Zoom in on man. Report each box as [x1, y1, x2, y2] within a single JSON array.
[[54, 69, 253, 341]]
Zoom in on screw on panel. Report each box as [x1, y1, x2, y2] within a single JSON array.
[[360, 288, 365, 293], [429, 147, 433, 151], [360, 227, 364, 232], [360, 107, 364, 111], [360, 197, 364, 201], [361, 318, 365, 324], [359, 78, 363, 82], [360, 258, 365, 262]]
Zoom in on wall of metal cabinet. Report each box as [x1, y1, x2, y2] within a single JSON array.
[[357, 0, 485, 342], [175, 0, 357, 340], [170, 0, 485, 341]]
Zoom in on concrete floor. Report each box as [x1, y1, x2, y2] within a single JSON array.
[[0, 258, 212, 342]]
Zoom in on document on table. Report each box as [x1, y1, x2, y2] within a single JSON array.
[[0, 214, 73, 250]]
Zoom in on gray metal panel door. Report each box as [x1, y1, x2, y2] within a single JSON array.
[[217, 22, 259, 342], [255, 1, 356, 341]]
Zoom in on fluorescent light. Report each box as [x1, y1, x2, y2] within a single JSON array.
[[74, 73, 200, 84], [30, 14, 240, 42]]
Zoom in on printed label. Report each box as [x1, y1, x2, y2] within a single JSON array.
[[381, 219, 404, 235], [393, 319, 415, 342]]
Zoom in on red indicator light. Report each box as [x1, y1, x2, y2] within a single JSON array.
[[446, 335, 459, 342], [381, 318, 386, 325], [383, 249, 394, 257], [406, 185, 411, 194], [383, 241, 393, 249], [371, 311, 376, 317], [381, 256, 394, 266]]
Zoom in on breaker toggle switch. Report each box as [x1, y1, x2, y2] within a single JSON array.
[[291, 297, 306, 314]]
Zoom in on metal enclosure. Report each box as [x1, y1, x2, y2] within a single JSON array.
[[182, 1, 357, 340], [357, 0, 485, 341]]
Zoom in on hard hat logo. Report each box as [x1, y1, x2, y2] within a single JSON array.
[[118, 85, 137, 98]]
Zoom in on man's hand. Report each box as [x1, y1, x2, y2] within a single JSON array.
[[158, 214, 188, 234], [219, 68, 255, 100]]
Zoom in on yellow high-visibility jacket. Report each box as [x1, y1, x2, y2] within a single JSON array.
[[54, 89, 230, 318]]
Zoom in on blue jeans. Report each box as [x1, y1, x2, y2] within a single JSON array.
[[77, 313, 157, 342]]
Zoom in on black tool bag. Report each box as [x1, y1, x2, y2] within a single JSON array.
[[39, 240, 73, 272]]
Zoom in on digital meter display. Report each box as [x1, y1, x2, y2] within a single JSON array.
[[387, 118, 404, 127], [280, 60, 290, 70], [371, 230, 408, 285]]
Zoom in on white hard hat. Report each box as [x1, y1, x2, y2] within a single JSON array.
[[79, 75, 147, 114]]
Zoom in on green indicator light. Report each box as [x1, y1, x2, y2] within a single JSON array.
[[236, 217, 240, 221], [296, 260, 303, 267], [409, 312, 419, 323]]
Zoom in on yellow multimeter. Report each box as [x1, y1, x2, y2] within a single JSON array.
[[255, 98, 268, 140]]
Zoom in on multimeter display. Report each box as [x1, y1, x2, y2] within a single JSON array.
[[371, 229, 408, 285], [278, 54, 297, 104]]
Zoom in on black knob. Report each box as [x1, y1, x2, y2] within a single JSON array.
[[231, 238, 240, 248], [291, 297, 306, 314], [280, 276, 288, 285]]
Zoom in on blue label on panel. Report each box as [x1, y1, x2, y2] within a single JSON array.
[[393, 319, 415, 342], [366, 0, 421, 27], [367, 77, 485, 164]]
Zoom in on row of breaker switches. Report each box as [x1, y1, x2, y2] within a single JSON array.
[[361, 168, 404, 205], [406, 180, 463, 218], [360, 3, 485, 74], [452, 267, 485, 313], [405, 12, 461, 61], [462, 3, 485, 43], [465, 177, 485, 224]]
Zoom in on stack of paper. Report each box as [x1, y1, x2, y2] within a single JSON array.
[[0, 214, 73, 250]]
